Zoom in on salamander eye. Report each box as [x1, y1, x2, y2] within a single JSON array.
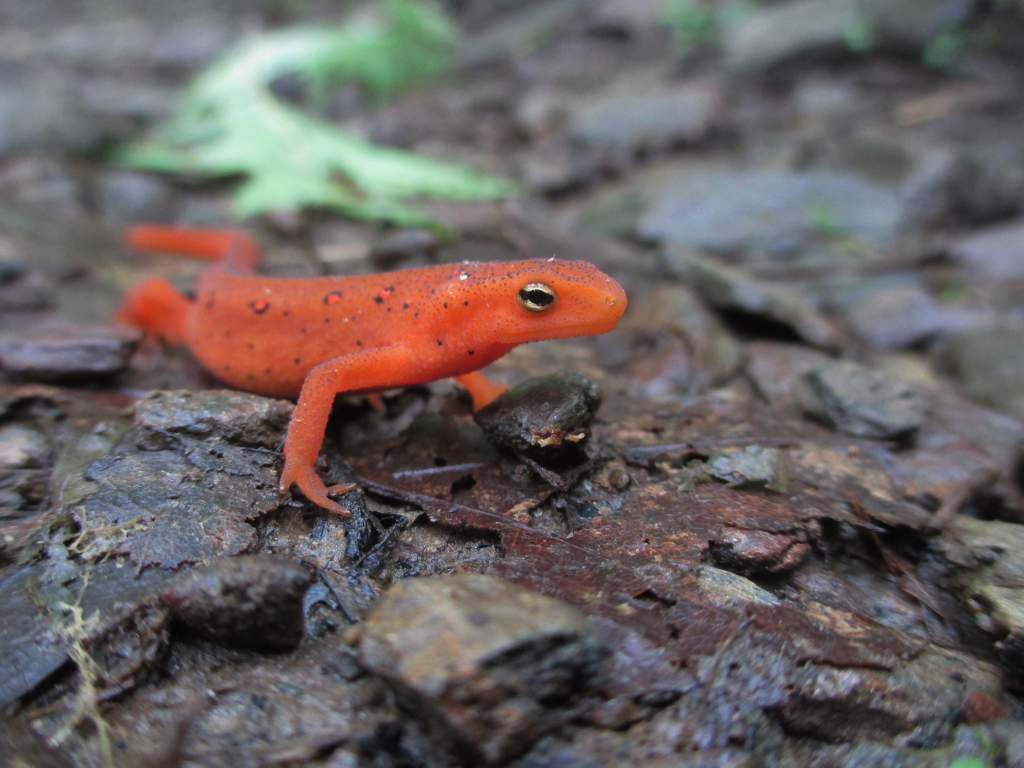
[[518, 282, 556, 312]]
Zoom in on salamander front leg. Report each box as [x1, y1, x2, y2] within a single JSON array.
[[279, 347, 409, 515]]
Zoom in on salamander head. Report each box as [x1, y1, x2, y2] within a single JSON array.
[[446, 259, 627, 346]]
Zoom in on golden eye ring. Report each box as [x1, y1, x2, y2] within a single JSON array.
[[518, 282, 556, 312]]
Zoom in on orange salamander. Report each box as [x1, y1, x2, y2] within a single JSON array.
[[118, 226, 627, 515]]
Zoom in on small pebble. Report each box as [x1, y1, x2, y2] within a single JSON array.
[[161, 556, 313, 652]]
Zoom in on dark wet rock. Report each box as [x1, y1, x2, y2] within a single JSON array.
[[860, 0, 978, 49], [520, 137, 605, 195], [798, 360, 926, 440], [709, 528, 809, 576], [69, 391, 290, 569], [622, 285, 744, 395], [370, 228, 440, 269], [0, 557, 171, 707], [514, 88, 566, 139], [938, 517, 1024, 678], [708, 446, 787, 490], [588, 0, 667, 37], [745, 342, 835, 407], [0, 69, 105, 156], [0, 424, 50, 469], [475, 372, 601, 459], [777, 646, 1002, 744], [937, 326, 1024, 420], [97, 639, 405, 768], [569, 77, 721, 155], [827, 277, 969, 350], [724, 0, 859, 71], [0, 719, 74, 768], [812, 131, 960, 230], [792, 78, 861, 123], [724, 0, 977, 70], [519, 729, 760, 768], [162, 556, 313, 652], [83, 598, 171, 696], [0, 566, 70, 706], [134, 389, 293, 449], [889, 408, 1015, 513], [694, 566, 783, 609], [784, 726, 1011, 767], [949, 219, 1024, 281], [95, 170, 176, 223], [0, 263, 54, 312], [0, 158, 86, 216], [354, 574, 605, 764], [661, 249, 844, 349], [458, 0, 589, 69], [76, 77, 177, 124], [0, 325, 139, 382], [960, 690, 1008, 724], [786, 443, 932, 529], [952, 127, 1024, 224], [72, 449, 280, 569], [641, 168, 900, 260]]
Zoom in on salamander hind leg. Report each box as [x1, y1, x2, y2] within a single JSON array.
[[455, 371, 507, 411], [279, 347, 410, 516], [117, 277, 191, 345]]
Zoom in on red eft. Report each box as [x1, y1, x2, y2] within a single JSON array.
[[118, 226, 628, 515]]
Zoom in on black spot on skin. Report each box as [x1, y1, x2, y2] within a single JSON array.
[[463, 300, 469, 307], [324, 317, 331, 325], [468, 349, 475, 356], [436, 339, 444, 347], [324, 290, 343, 305], [443, 302, 448, 309], [402, 302, 410, 310], [373, 296, 384, 305], [294, 357, 302, 365], [356, 340, 363, 347], [250, 299, 270, 314]]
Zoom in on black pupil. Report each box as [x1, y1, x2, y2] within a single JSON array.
[[521, 287, 553, 306]]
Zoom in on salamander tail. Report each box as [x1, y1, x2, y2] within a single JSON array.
[[125, 226, 261, 272]]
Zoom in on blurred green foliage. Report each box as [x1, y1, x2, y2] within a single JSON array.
[[949, 758, 988, 768], [118, 0, 513, 226], [661, 0, 757, 55]]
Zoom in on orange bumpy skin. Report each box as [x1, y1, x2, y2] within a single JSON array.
[[119, 226, 628, 515]]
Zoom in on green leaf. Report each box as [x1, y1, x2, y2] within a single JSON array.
[[117, 0, 514, 226]]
